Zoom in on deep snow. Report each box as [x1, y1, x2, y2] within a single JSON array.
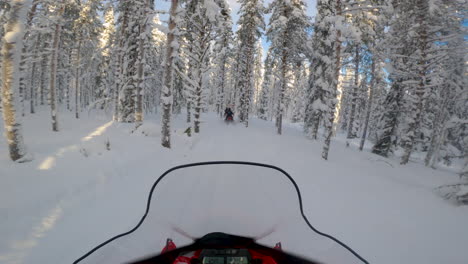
[[1, 110, 467, 264]]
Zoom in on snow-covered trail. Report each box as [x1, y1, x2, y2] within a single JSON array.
[[1, 111, 467, 264]]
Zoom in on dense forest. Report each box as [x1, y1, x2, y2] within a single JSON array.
[[1, 0, 467, 178]]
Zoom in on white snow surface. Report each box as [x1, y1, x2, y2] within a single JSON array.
[[1, 111, 467, 264]]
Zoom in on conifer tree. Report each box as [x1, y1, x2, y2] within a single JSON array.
[[1, 0, 31, 161], [267, 0, 309, 134], [236, 0, 265, 127]]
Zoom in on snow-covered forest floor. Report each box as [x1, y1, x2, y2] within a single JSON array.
[[1, 111, 467, 264]]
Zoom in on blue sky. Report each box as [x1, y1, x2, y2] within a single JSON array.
[[227, 0, 317, 24], [157, 0, 317, 56], [227, 0, 317, 57]]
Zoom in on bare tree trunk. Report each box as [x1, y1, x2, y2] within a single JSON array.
[[29, 37, 41, 114], [40, 39, 48, 106], [217, 33, 228, 117], [425, 109, 447, 167], [194, 67, 202, 133], [161, 0, 178, 148], [277, 54, 287, 135], [29, 60, 36, 114], [1, 0, 30, 161], [359, 58, 375, 151], [347, 47, 360, 140], [186, 102, 191, 123], [277, 31, 289, 135], [238, 34, 255, 128], [74, 40, 81, 119], [49, 16, 62, 132], [113, 50, 122, 121], [135, 0, 149, 123], [18, 0, 38, 117], [65, 51, 72, 111]]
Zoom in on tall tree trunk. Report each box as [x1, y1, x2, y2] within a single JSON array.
[[113, 48, 122, 121], [322, 0, 342, 161], [401, 0, 428, 165], [371, 80, 404, 157], [29, 59, 36, 114], [347, 47, 360, 140], [186, 101, 192, 137], [29, 35, 40, 114], [1, 0, 31, 161], [194, 65, 202, 133], [359, 58, 375, 151], [75, 40, 81, 119], [113, 4, 128, 121], [40, 38, 48, 106], [18, 0, 38, 118], [277, 50, 287, 135], [193, 26, 207, 134], [49, 5, 63, 132], [238, 35, 254, 128], [217, 33, 228, 117], [161, 0, 178, 148], [65, 51, 72, 111], [135, 0, 149, 123], [425, 97, 449, 167]]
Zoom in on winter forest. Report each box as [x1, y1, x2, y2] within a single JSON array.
[[2, 0, 467, 176], [0, 0, 468, 263]]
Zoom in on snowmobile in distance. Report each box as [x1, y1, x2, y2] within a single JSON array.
[[224, 107, 234, 123], [73, 162, 369, 264]]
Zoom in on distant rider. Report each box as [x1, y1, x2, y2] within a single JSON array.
[[224, 106, 234, 121]]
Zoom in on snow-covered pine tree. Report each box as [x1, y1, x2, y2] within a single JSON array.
[[228, 35, 242, 113], [290, 61, 308, 123], [320, 0, 344, 160], [267, 0, 309, 135], [98, 3, 116, 112], [305, 0, 343, 159], [112, 2, 128, 121], [116, 0, 142, 123], [182, 0, 220, 133], [258, 48, 276, 120], [37, 7, 51, 108], [176, 3, 197, 129], [356, 0, 386, 151], [343, 0, 377, 141], [372, 0, 414, 157], [462, 156, 468, 181], [424, 1, 467, 168], [1, 0, 31, 161], [17, 0, 39, 117], [161, 0, 179, 148], [253, 40, 264, 116], [171, 22, 186, 115], [0, 1, 9, 105], [213, 0, 233, 116], [72, 0, 102, 119], [399, 0, 436, 165], [236, 0, 264, 127], [149, 16, 167, 113], [135, 0, 154, 123], [47, 0, 66, 132]]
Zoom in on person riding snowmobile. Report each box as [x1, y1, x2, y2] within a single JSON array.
[[224, 107, 234, 121]]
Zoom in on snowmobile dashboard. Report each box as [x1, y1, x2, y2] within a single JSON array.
[[128, 232, 322, 264]]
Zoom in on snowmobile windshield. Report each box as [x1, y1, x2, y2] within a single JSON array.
[[74, 162, 368, 264]]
